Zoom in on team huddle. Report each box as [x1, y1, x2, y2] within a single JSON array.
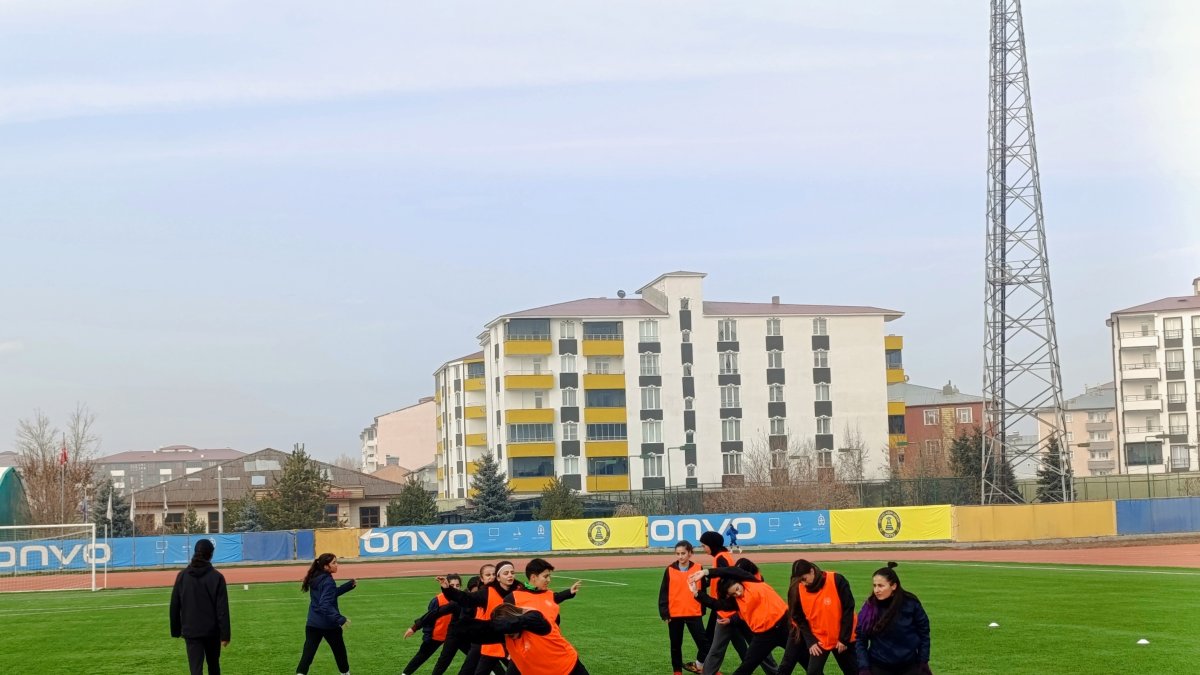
[[168, 531, 932, 675]]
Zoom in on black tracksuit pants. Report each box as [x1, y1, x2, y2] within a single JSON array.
[[778, 638, 857, 675], [296, 625, 349, 674], [403, 637, 444, 674], [731, 618, 790, 675], [430, 634, 471, 675], [185, 636, 222, 675], [668, 616, 710, 669]]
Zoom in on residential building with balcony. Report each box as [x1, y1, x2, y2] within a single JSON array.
[[359, 397, 437, 473], [95, 445, 246, 495], [1035, 383, 1118, 476], [886, 381, 982, 477], [433, 271, 903, 503], [1108, 277, 1200, 475]]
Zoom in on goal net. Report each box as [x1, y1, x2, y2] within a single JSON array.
[[0, 524, 98, 592]]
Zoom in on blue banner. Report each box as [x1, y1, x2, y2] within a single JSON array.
[[296, 529, 316, 560], [647, 510, 831, 547], [359, 521, 553, 558], [0, 534, 243, 572], [1116, 497, 1200, 535], [242, 531, 295, 561]]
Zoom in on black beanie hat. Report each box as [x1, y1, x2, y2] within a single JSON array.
[[699, 531, 726, 554], [194, 539, 215, 561]]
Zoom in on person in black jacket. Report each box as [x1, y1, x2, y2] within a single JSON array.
[[422, 576, 483, 675], [295, 553, 357, 675], [401, 573, 467, 675], [169, 538, 231, 675], [854, 563, 930, 675]]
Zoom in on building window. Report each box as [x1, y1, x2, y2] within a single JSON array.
[[770, 417, 787, 436], [722, 451, 743, 475], [640, 386, 661, 410], [1166, 349, 1185, 371], [722, 418, 742, 441], [683, 363, 693, 377], [682, 329, 691, 343], [562, 388, 577, 407], [562, 422, 578, 441], [924, 409, 939, 425], [640, 353, 661, 376], [817, 450, 833, 468], [925, 440, 943, 454], [585, 389, 625, 407], [956, 407, 973, 424], [359, 506, 381, 528], [1063, 412, 1072, 423], [680, 297, 690, 310], [769, 384, 785, 403], [1065, 431, 1074, 442], [510, 457, 554, 478], [586, 423, 628, 440], [561, 354, 576, 373], [560, 321, 576, 339], [1169, 413, 1188, 435], [813, 350, 828, 368], [588, 456, 629, 476], [588, 357, 612, 374], [639, 320, 659, 341], [719, 352, 739, 375], [813, 318, 827, 336], [642, 420, 663, 443], [563, 455, 580, 474], [718, 319, 738, 342], [1089, 430, 1109, 441], [767, 350, 783, 369], [720, 385, 740, 409], [533, 391, 545, 409], [1087, 411, 1109, 423], [684, 396, 694, 410], [815, 383, 830, 402], [1163, 317, 1184, 340], [507, 423, 554, 443], [207, 511, 219, 532], [816, 416, 832, 434], [643, 453, 663, 478], [1167, 382, 1186, 404], [766, 318, 781, 336]]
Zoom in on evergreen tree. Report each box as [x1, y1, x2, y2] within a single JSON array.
[[184, 508, 206, 534], [231, 494, 264, 532], [534, 477, 583, 520], [469, 451, 513, 523], [949, 428, 1022, 504], [91, 479, 133, 537], [1035, 435, 1075, 503], [259, 447, 329, 530], [386, 477, 438, 526]]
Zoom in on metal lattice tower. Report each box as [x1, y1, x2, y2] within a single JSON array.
[[982, 0, 1069, 504]]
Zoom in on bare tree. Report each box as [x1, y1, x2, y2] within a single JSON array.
[[15, 405, 99, 524], [704, 436, 857, 513], [332, 453, 360, 471]]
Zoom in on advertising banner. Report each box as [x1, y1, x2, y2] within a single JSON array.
[[551, 516, 647, 551], [359, 521, 552, 558], [831, 505, 951, 544], [647, 511, 831, 547]]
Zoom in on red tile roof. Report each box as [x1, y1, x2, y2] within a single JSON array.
[[1112, 295, 1200, 315], [501, 298, 668, 319], [703, 301, 902, 319]]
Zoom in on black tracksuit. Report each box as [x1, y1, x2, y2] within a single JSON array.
[[441, 580, 526, 675], [169, 560, 231, 675]]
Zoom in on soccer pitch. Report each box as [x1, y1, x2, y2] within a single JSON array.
[[4, 560, 1196, 674]]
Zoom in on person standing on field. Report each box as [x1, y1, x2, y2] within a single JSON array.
[[659, 540, 710, 674], [169, 538, 231, 675], [295, 553, 357, 675], [780, 560, 857, 675], [854, 563, 930, 675]]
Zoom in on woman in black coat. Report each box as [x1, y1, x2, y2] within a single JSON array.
[[295, 553, 357, 675], [854, 563, 930, 675]]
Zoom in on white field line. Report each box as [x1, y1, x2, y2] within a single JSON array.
[[876, 561, 1200, 577], [0, 590, 435, 617], [554, 575, 628, 586]]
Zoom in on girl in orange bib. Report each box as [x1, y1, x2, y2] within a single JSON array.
[[471, 603, 590, 675], [690, 563, 789, 675], [779, 560, 857, 675]]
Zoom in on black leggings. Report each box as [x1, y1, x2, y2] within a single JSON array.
[[778, 640, 857, 675], [732, 618, 790, 675], [403, 637, 444, 674], [430, 635, 471, 675], [296, 625, 349, 674], [476, 655, 508, 675], [669, 617, 710, 669], [870, 663, 923, 675], [185, 636, 222, 675], [457, 645, 506, 675]]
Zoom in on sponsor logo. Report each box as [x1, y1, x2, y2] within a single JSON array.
[[587, 521, 611, 547], [360, 528, 474, 555], [877, 510, 902, 539], [0, 543, 111, 569], [648, 517, 757, 544]]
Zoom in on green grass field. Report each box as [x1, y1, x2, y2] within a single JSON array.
[[4, 560, 1196, 674]]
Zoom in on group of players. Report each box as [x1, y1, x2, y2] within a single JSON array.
[[388, 529, 932, 675]]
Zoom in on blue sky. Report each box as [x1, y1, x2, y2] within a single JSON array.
[[2, 1, 1197, 462]]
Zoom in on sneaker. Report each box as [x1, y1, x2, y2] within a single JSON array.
[[684, 664, 703, 674]]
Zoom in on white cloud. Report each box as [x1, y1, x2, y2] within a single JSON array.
[[0, 340, 24, 354]]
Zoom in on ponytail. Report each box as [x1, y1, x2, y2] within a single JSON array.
[[301, 553, 337, 592]]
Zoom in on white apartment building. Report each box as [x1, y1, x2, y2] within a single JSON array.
[[1036, 383, 1118, 477], [433, 271, 904, 504], [1108, 277, 1200, 474]]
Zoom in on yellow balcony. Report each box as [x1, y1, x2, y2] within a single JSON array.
[[583, 373, 626, 389], [505, 408, 555, 424], [582, 339, 624, 356], [465, 377, 486, 392], [436, 416, 443, 429], [586, 475, 630, 492], [508, 442, 556, 458], [465, 433, 487, 447], [505, 374, 555, 390], [437, 440, 444, 452], [887, 368, 906, 384], [505, 339, 553, 356], [887, 401, 906, 416], [884, 335, 903, 351], [889, 434, 908, 448], [466, 461, 479, 475], [584, 407, 627, 424], [585, 440, 628, 457], [435, 389, 442, 403], [509, 476, 555, 493], [465, 405, 487, 419], [437, 467, 445, 481]]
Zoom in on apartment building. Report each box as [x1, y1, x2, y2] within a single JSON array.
[[887, 381, 982, 477], [359, 397, 438, 473], [1036, 383, 1118, 477], [433, 271, 904, 503], [1108, 278, 1200, 474], [96, 445, 245, 494]]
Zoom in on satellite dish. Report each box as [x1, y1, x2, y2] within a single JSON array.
[[617, 290, 626, 298]]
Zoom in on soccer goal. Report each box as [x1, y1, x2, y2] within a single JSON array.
[[0, 523, 98, 592]]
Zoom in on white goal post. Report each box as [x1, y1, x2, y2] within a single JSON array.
[[0, 523, 98, 592]]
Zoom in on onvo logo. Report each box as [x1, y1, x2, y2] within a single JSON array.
[[360, 528, 473, 555], [649, 517, 756, 544], [0, 543, 112, 569]]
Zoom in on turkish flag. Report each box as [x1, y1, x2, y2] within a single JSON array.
[[58, 442, 68, 466]]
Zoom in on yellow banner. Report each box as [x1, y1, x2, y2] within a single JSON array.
[[551, 516, 647, 550], [954, 502, 1116, 542], [314, 528, 365, 560], [831, 506, 951, 544]]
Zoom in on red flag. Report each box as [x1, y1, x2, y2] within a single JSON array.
[[58, 440, 68, 467]]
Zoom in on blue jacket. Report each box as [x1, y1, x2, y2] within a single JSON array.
[[855, 594, 930, 670], [305, 572, 355, 630]]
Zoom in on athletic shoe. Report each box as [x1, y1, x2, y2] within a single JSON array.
[[684, 663, 703, 673]]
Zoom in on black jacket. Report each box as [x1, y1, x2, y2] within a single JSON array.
[[411, 596, 461, 641], [789, 571, 855, 648], [855, 593, 930, 670], [170, 561, 231, 641]]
